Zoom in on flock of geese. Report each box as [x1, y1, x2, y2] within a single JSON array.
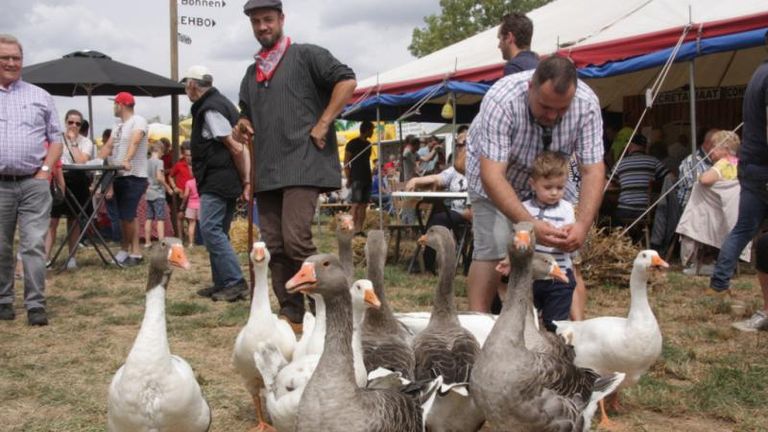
[[105, 213, 669, 431]]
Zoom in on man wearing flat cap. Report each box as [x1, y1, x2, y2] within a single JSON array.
[[235, 0, 356, 331], [181, 65, 251, 302]]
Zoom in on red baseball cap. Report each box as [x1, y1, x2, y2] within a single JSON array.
[[111, 92, 135, 107]]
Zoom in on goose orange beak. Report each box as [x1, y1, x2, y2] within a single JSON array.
[[514, 230, 531, 251], [550, 263, 569, 283], [363, 286, 381, 309], [251, 243, 266, 263], [338, 214, 354, 231], [651, 255, 669, 268], [168, 244, 191, 270], [286, 262, 317, 294], [417, 234, 427, 246]]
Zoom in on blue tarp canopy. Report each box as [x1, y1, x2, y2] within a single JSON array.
[[343, 80, 489, 123]]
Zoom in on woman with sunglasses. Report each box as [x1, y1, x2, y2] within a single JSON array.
[[45, 109, 94, 270]]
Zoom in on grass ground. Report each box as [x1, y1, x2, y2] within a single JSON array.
[[1, 218, 767, 431]]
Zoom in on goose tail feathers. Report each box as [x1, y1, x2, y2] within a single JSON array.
[[581, 372, 626, 431], [253, 341, 288, 391]]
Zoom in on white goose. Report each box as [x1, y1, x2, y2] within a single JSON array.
[[107, 240, 211, 432], [232, 242, 296, 431], [254, 279, 380, 432], [554, 249, 667, 427]]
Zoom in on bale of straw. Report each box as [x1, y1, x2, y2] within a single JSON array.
[[228, 217, 260, 254], [580, 226, 667, 289]]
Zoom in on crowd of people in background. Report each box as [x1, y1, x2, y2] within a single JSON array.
[[2, 3, 767, 337]]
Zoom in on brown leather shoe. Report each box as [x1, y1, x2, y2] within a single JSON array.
[[279, 314, 303, 335], [705, 287, 732, 300]]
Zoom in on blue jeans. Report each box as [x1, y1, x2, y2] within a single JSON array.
[[199, 193, 244, 289], [533, 268, 576, 332], [710, 185, 768, 291]]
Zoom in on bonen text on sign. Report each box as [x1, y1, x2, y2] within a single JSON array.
[[180, 0, 227, 7]]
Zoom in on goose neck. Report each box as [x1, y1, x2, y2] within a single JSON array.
[[127, 284, 171, 364], [490, 255, 532, 347], [338, 236, 355, 282], [628, 264, 652, 320], [431, 240, 458, 320], [317, 291, 358, 389], [249, 264, 272, 319], [367, 254, 395, 313]]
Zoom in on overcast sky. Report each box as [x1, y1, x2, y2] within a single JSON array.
[[6, 0, 441, 135]]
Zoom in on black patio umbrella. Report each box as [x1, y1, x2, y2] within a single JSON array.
[[22, 50, 185, 139]]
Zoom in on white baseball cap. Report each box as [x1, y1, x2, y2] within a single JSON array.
[[180, 65, 213, 84]]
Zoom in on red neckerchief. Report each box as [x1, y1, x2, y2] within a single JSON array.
[[254, 36, 291, 83]]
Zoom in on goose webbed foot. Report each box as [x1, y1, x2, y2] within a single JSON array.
[[251, 395, 276, 432], [597, 398, 621, 431], [249, 422, 277, 432], [607, 391, 623, 413]]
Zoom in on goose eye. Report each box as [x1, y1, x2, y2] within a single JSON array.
[[323, 261, 330, 268]]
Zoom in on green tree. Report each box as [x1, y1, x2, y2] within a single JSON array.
[[409, 0, 552, 58]]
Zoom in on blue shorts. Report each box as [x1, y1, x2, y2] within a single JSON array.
[[146, 198, 166, 220], [113, 176, 148, 221], [533, 268, 576, 332]]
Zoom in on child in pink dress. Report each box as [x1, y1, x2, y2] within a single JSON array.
[[182, 178, 200, 248]]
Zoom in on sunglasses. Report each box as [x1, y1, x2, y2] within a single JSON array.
[[67, 120, 82, 126]]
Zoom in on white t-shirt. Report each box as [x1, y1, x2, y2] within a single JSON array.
[[438, 167, 469, 213], [202, 110, 233, 140], [111, 114, 148, 178], [61, 134, 94, 165], [522, 198, 575, 270]]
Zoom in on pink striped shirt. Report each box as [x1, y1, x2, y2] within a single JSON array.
[[0, 80, 62, 175]]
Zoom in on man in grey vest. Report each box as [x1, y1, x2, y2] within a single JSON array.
[[235, 0, 356, 331]]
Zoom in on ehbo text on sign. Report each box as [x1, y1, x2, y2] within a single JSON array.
[[180, 16, 217, 27]]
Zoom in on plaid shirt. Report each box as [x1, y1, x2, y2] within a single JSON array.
[[676, 147, 713, 208], [0, 80, 62, 175], [466, 70, 603, 202]]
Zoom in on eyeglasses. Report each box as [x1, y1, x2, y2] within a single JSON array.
[[0, 55, 22, 64], [67, 120, 82, 126]]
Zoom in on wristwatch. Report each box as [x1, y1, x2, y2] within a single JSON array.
[[41, 165, 50, 173]]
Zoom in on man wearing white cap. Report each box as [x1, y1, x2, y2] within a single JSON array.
[[99, 91, 149, 267], [182, 65, 251, 302]]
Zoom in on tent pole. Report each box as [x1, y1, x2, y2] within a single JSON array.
[[87, 87, 94, 141], [376, 102, 383, 231], [687, 5, 697, 154], [451, 92, 457, 158], [688, 61, 697, 154]]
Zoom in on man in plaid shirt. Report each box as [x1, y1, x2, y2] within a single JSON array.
[[0, 34, 63, 326], [465, 56, 605, 312]]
